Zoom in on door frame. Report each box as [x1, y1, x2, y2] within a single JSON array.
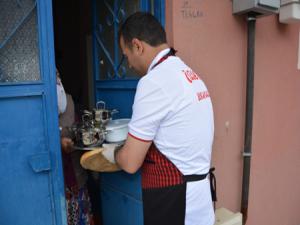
[[38, 0, 67, 224]]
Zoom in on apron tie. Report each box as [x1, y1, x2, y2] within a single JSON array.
[[209, 167, 217, 210], [183, 167, 217, 208]]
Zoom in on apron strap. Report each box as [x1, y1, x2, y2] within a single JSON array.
[[150, 47, 177, 70], [183, 174, 208, 182]]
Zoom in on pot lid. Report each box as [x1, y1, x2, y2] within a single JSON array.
[[106, 118, 130, 131]]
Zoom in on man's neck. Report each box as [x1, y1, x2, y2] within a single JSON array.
[[151, 44, 169, 60], [144, 43, 169, 72]]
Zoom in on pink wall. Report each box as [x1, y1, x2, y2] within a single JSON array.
[[166, 1, 300, 224]]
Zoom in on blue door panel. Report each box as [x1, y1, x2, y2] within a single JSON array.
[[101, 183, 143, 225], [0, 0, 66, 224], [96, 90, 136, 118], [0, 96, 45, 138], [96, 80, 138, 118], [101, 171, 142, 199], [0, 95, 53, 225]]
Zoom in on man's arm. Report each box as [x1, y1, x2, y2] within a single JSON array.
[[115, 134, 152, 174]]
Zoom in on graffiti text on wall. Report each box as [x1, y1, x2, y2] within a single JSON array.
[[181, 0, 203, 19]]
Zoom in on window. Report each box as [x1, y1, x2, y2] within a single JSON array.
[[94, 0, 165, 80]]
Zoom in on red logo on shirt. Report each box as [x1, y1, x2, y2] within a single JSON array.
[[182, 69, 201, 83], [197, 91, 210, 101]]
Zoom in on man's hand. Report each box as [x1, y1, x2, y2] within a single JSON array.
[[61, 137, 74, 153]]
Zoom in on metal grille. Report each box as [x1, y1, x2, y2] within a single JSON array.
[[95, 0, 140, 80], [0, 0, 40, 83]]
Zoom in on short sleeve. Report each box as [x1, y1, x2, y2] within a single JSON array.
[[128, 77, 171, 141]]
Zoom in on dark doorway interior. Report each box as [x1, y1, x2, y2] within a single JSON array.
[[52, 0, 92, 109], [52, 1, 102, 224]]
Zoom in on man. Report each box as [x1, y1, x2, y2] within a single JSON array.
[[115, 12, 215, 225], [81, 11, 215, 225]]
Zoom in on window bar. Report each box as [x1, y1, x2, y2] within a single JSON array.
[[104, 0, 120, 24], [95, 30, 120, 78]]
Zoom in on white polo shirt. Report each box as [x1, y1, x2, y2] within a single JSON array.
[[128, 48, 215, 225]]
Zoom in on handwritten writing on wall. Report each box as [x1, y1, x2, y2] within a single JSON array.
[[181, 0, 204, 19]]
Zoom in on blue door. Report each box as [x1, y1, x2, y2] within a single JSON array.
[[0, 1, 66, 225], [92, 1, 164, 224]]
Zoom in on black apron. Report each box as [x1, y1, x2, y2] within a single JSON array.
[[142, 49, 216, 225], [142, 144, 216, 225]]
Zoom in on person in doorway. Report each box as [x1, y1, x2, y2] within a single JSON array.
[[83, 12, 215, 225], [56, 69, 95, 225]]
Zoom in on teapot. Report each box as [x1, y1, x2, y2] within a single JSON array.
[[93, 101, 118, 128], [68, 114, 106, 147]]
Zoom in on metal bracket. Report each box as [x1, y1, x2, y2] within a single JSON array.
[[242, 152, 252, 157], [28, 152, 51, 173]]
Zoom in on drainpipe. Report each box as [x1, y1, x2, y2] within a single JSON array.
[[241, 13, 256, 225]]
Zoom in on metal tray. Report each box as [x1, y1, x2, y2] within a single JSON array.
[[73, 145, 100, 151], [73, 141, 103, 151]]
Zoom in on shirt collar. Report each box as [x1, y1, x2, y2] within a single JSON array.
[[147, 48, 170, 73]]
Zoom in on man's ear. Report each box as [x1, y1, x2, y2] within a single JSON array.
[[131, 38, 144, 55]]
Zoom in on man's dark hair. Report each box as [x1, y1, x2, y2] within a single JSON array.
[[119, 12, 167, 47]]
